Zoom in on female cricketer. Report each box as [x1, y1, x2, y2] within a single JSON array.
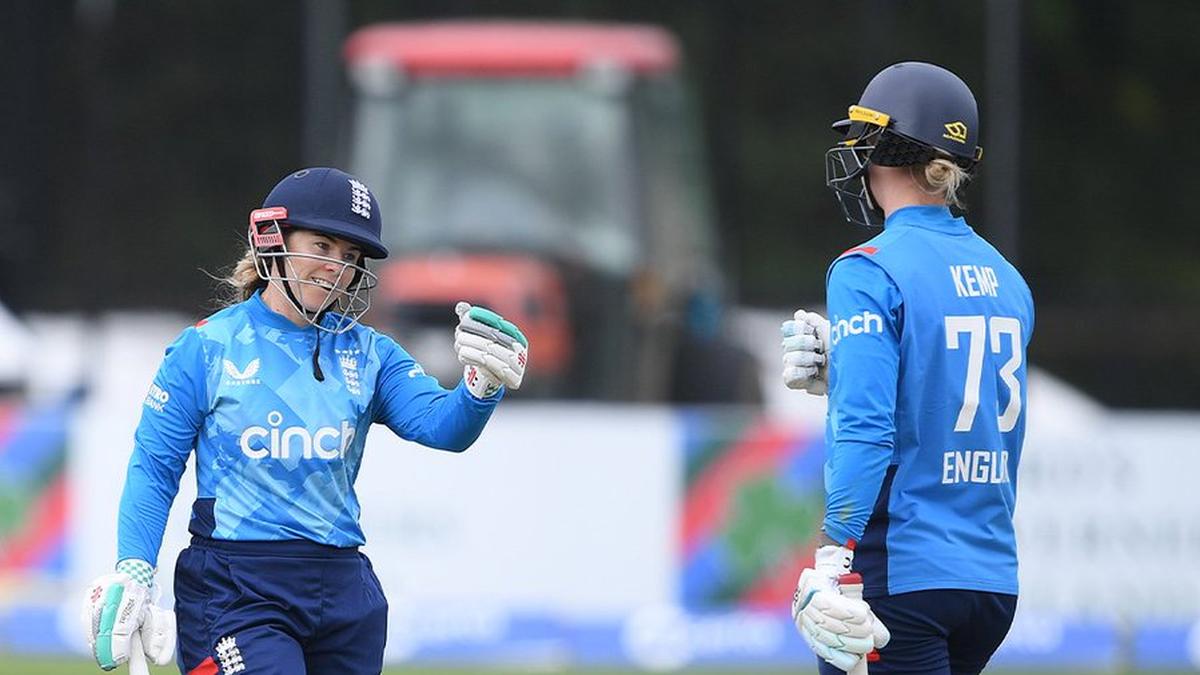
[[81, 167, 528, 674], [783, 63, 1034, 674]]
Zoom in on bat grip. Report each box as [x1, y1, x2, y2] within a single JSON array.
[[838, 573, 878, 675]]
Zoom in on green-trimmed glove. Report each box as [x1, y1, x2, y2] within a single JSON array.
[[82, 559, 176, 670], [454, 302, 528, 398]]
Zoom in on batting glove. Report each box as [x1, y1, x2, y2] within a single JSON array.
[[82, 558, 174, 670], [781, 309, 830, 395], [139, 603, 177, 667], [454, 302, 529, 399], [791, 545, 890, 672]]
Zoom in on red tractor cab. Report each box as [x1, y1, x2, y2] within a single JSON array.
[[345, 21, 758, 402]]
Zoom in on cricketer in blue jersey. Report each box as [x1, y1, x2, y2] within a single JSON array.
[[783, 64, 1034, 675], [81, 168, 529, 674]]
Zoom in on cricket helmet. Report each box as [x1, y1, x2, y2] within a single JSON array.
[[826, 62, 983, 227], [247, 167, 387, 333]]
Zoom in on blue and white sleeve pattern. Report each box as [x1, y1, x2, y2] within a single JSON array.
[[822, 255, 903, 545], [371, 334, 499, 452], [117, 327, 209, 566]]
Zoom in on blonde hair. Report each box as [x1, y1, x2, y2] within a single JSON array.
[[221, 247, 268, 305], [916, 156, 971, 208]]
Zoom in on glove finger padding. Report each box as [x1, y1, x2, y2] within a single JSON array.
[[140, 604, 177, 666], [799, 595, 878, 654], [81, 573, 150, 670], [794, 309, 831, 341], [780, 309, 831, 395], [455, 330, 526, 389], [783, 365, 819, 388], [781, 318, 816, 338], [801, 629, 865, 674], [455, 331, 524, 370], [782, 333, 823, 353], [783, 350, 825, 368], [793, 561, 880, 670], [454, 302, 528, 391], [455, 303, 528, 347]]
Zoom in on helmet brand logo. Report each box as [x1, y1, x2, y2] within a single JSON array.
[[250, 207, 288, 224], [943, 121, 968, 144]]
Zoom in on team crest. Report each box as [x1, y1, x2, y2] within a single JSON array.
[[348, 179, 371, 219], [336, 348, 362, 395], [215, 635, 246, 673]]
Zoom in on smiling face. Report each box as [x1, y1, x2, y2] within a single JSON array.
[[257, 227, 372, 327], [279, 229, 364, 312]]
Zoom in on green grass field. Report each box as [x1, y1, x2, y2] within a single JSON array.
[[0, 658, 1193, 675]]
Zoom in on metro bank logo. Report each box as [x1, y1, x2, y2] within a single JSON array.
[[144, 382, 170, 412], [239, 410, 355, 460]]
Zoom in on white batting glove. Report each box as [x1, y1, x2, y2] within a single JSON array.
[[781, 309, 831, 395], [82, 559, 172, 670], [791, 545, 890, 672], [454, 302, 529, 399], [139, 603, 177, 666]]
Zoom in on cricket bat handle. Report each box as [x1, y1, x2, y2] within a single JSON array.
[[838, 573, 879, 675], [129, 630, 150, 675]]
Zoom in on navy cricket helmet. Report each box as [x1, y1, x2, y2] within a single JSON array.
[[247, 167, 386, 334], [826, 62, 983, 227], [257, 167, 389, 259]]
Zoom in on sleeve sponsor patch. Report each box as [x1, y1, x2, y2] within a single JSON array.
[[830, 310, 884, 346], [144, 382, 170, 412]]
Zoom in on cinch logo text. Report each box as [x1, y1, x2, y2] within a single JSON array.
[[830, 310, 884, 346], [239, 410, 355, 460]]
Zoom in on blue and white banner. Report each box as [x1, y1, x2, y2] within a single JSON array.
[[6, 320, 1199, 674]]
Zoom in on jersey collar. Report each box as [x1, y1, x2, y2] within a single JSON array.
[[248, 289, 352, 334], [883, 205, 971, 235], [248, 289, 312, 332]]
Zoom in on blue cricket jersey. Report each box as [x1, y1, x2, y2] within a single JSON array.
[[822, 205, 1034, 596], [117, 291, 500, 566]]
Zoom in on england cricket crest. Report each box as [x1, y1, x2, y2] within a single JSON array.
[[215, 635, 246, 673], [336, 347, 362, 396]]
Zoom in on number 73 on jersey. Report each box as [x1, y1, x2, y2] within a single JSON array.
[[945, 315, 1023, 433]]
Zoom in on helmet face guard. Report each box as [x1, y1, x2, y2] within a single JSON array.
[[825, 106, 892, 228], [248, 207, 378, 334]]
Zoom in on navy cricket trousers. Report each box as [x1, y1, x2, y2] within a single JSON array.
[[174, 536, 389, 675], [817, 589, 1017, 675]]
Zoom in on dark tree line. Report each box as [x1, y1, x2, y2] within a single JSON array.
[[1, 1, 1196, 407]]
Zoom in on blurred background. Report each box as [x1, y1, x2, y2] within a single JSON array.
[[1, 1, 1198, 673]]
